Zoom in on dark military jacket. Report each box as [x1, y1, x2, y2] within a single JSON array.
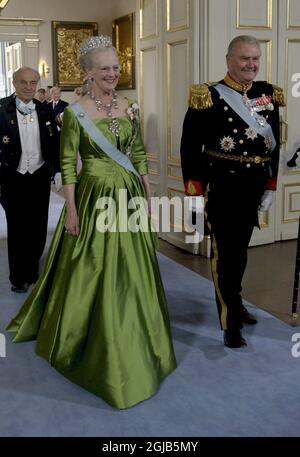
[[180, 74, 285, 196], [0, 94, 59, 180]]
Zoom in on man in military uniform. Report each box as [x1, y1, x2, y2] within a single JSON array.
[[180, 35, 285, 348]]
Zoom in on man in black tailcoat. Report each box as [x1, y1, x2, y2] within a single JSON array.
[[0, 67, 59, 292]]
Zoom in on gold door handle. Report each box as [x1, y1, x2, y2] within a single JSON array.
[[280, 116, 288, 145]]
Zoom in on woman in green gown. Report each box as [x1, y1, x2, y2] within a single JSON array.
[[7, 36, 177, 409]]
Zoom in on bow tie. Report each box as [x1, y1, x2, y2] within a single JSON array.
[[16, 97, 36, 115]]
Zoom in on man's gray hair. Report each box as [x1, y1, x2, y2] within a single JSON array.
[[227, 35, 261, 57], [13, 67, 40, 81]]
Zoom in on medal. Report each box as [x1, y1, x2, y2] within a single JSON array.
[[2, 135, 10, 144], [22, 114, 34, 124], [242, 93, 268, 127]]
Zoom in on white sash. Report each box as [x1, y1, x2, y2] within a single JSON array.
[[70, 102, 141, 179], [215, 84, 276, 152]]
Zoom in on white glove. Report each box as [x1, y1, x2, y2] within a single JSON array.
[[260, 190, 274, 212], [54, 172, 63, 192]]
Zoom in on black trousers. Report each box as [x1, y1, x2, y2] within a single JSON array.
[[205, 171, 267, 331], [0, 164, 51, 286]]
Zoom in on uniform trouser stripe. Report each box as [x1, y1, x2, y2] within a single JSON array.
[[204, 173, 265, 331], [207, 220, 228, 329]]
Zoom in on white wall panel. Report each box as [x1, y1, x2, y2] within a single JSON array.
[[275, 1, 300, 240], [139, 0, 158, 39], [167, 39, 189, 163], [285, 40, 300, 163], [287, 0, 300, 29], [256, 39, 272, 81], [236, 0, 272, 29], [167, 164, 182, 181], [139, 46, 159, 155], [167, 0, 189, 32], [139, 46, 160, 183], [207, 0, 230, 81], [283, 184, 300, 223]]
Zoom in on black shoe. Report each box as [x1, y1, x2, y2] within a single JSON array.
[[11, 283, 28, 293], [241, 306, 257, 325], [224, 329, 247, 348]]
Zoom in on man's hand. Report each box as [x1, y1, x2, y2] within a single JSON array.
[[260, 190, 274, 212], [54, 172, 63, 192]]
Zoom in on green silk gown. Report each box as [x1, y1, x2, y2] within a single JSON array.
[[7, 103, 177, 409]]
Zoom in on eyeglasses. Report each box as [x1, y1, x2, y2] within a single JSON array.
[[94, 65, 121, 74]]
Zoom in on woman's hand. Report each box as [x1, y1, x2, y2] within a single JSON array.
[[63, 183, 80, 235], [65, 208, 80, 236]]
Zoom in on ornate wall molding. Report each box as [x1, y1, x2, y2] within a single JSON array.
[[0, 17, 43, 26]]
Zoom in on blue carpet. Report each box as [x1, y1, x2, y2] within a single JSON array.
[[0, 193, 300, 437]]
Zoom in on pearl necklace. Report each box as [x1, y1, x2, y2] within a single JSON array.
[[88, 89, 120, 136], [88, 90, 118, 117]]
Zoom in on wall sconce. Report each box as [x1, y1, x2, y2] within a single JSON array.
[[40, 62, 50, 77], [0, 0, 10, 13]]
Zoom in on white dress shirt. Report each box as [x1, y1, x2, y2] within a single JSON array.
[[16, 110, 44, 174]]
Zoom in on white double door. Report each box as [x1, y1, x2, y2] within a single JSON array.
[[233, 0, 300, 245], [201, 0, 300, 247]]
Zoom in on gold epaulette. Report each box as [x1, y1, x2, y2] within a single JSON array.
[[188, 83, 216, 110], [272, 84, 286, 106]]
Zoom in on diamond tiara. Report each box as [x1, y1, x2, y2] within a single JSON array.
[[79, 35, 113, 56]]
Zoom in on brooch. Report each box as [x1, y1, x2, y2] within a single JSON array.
[[127, 103, 139, 120], [264, 136, 273, 150], [108, 118, 120, 137], [244, 127, 258, 141], [220, 136, 236, 152], [2, 135, 10, 144]]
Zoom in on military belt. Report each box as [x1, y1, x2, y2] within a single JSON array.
[[205, 149, 271, 165]]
